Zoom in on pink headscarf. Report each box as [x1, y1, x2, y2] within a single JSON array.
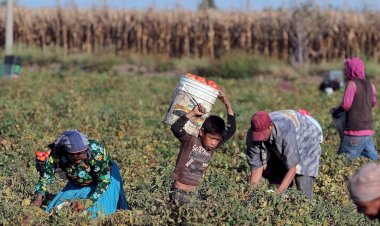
[[348, 163, 380, 202], [344, 57, 365, 80]]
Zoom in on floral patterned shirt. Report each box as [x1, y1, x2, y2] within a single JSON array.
[[35, 140, 111, 203]]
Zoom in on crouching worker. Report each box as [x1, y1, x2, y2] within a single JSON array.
[[349, 163, 380, 220], [170, 90, 236, 206], [246, 110, 323, 199], [31, 130, 128, 218]]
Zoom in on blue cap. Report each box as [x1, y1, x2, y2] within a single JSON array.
[[55, 130, 89, 153]]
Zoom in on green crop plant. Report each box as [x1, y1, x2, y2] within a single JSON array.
[[0, 67, 378, 225]]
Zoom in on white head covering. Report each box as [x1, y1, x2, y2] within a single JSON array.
[[348, 163, 380, 202]]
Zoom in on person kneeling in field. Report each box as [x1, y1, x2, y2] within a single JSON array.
[[349, 163, 380, 220], [246, 110, 323, 199], [31, 130, 128, 218], [170, 90, 236, 206]]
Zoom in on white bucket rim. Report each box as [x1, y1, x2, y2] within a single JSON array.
[[180, 75, 220, 93]]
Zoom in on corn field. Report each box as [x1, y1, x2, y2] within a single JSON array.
[[1, 7, 380, 63]]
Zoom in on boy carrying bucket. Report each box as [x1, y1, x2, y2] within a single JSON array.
[[170, 90, 236, 206]]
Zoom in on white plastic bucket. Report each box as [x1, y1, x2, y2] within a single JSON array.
[[164, 75, 220, 136]]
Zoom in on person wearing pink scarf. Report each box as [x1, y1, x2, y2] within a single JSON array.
[[332, 57, 378, 160], [349, 163, 380, 220]]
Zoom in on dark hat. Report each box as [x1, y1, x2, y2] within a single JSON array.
[[251, 111, 271, 141]]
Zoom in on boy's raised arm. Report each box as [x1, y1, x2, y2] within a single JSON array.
[[218, 90, 234, 116], [219, 90, 236, 141], [171, 104, 206, 141]]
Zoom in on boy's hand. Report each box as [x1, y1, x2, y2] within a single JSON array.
[[218, 90, 234, 115], [186, 104, 206, 118], [218, 90, 230, 106], [193, 104, 207, 116]]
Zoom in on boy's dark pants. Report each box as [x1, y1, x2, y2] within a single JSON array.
[[169, 185, 206, 206]]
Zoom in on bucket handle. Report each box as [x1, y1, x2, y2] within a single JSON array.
[[178, 84, 199, 106]]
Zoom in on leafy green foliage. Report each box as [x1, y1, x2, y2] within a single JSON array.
[[196, 51, 290, 79], [0, 67, 378, 225]]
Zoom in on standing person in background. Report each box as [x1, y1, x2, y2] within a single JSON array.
[[246, 110, 323, 199], [332, 57, 378, 161], [349, 163, 380, 220], [30, 130, 128, 218], [170, 90, 236, 206]]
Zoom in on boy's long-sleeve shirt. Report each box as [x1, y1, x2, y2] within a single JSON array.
[[171, 114, 236, 186]]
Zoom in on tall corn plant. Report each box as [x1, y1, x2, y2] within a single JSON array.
[[288, 0, 324, 66]]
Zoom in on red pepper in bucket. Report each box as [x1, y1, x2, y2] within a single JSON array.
[[206, 80, 221, 90], [185, 73, 221, 90]]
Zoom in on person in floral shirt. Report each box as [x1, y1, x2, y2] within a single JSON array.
[[31, 130, 128, 218]]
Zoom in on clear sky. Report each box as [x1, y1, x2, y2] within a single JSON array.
[[14, 0, 380, 11]]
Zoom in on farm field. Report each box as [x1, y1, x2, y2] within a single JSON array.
[[0, 64, 378, 225]]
